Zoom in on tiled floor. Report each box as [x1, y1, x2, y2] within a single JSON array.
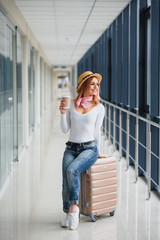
[[0, 88, 160, 240]]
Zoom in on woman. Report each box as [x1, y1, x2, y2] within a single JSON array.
[[59, 71, 107, 230]]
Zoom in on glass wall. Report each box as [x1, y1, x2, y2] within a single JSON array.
[[0, 9, 53, 193], [44, 63, 47, 110], [0, 11, 14, 190], [40, 57, 43, 117], [28, 45, 35, 136], [16, 30, 23, 154], [77, 0, 160, 192]]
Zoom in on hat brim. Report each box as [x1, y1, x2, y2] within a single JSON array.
[[77, 73, 102, 92]]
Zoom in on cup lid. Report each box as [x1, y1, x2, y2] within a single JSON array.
[[62, 95, 70, 98]]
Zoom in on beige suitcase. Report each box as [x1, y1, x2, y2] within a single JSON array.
[[79, 157, 117, 222]]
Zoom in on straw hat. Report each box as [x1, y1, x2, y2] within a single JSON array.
[[77, 71, 102, 92]]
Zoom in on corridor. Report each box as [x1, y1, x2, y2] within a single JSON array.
[[0, 0, 160, 239]]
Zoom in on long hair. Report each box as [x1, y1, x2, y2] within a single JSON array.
[[74, 77, 101, 106]]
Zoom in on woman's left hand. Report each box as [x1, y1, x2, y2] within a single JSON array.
[[98, 153, 111, 158]]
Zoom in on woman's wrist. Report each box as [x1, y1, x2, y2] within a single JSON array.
[[61, 112, 67, 115]]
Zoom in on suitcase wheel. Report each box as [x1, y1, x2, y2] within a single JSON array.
[[110, 209, 116, 216], [89, 213, 97, 222], [91, 216, 97, 222]]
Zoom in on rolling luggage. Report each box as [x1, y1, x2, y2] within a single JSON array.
[[79, 157, 117, 222]]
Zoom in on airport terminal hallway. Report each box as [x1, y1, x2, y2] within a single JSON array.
[[0, 88, 160, 240]]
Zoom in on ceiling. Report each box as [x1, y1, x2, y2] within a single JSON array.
[[14, 0, 130, 67]]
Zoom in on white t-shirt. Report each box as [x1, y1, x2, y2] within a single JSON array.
[[60, 101, 105, 150]]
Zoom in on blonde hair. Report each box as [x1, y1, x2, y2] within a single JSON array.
[[74, 77, 101, 106]]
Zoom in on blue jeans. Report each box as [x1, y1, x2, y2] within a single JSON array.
[[62, 141, 99, 213]]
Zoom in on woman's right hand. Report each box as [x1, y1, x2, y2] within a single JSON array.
[[59, 100, 67, 114]]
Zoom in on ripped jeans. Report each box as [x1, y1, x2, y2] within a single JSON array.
[[62, 140, 99, 213]]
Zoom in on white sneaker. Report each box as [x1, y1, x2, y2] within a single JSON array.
[[61, 214, 69, 228], [69, 206, 80, 230]]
